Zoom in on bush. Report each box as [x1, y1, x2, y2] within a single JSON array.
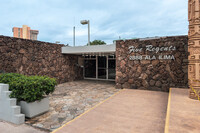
[[0, 73, 57, 103]]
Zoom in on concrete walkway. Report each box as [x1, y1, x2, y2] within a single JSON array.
[[26, 80, 118, 131], [53, 89, 168, 133], [168, 88, 200, 133], [0, 121, 46, 133]]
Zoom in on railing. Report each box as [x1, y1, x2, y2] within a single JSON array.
[[189, 79, 200, 101]]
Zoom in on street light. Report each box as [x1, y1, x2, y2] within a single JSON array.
[[80, 20, 90, 46]]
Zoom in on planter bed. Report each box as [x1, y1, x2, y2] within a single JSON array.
[[18, 97, 49, 118]]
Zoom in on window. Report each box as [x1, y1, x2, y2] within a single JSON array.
[[84, 55, 116, 80], [84, 59, 96, 78], [18, 29, 20, 38]]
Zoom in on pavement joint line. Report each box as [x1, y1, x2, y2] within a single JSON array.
[[51, 89, 126, 133], [164, 88, 171, 133]]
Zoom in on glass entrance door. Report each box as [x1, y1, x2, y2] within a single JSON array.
[[84, 55, 115, 80], [84, 59, 96, 78], [108, 59, 115, 79], [98, 56, 107, 79]]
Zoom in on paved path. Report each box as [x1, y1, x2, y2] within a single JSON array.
[[26, 80, 119, 131], [168, 88, 200, 133], [0, 121, 46, 133], [54, 89, 168, 133]]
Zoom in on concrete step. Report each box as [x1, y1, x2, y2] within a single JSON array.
[[0, 84, 25, 125], [0, 99, 17, 108], [2, 91, 12, 99], [6, 98, 17, 106], [11, 106, 21, 115], [0, 84, 9, 92], [12, 114, 25, 125]]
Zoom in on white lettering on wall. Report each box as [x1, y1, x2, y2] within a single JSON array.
[[129, 45, 176, 54], [128, 45, 176, 61], [128, 46, 143, 53], [129, 55, 142, 60], [145, 45, 176, 53], [129, 55, 175, 61], [158, 55, 175, 60]]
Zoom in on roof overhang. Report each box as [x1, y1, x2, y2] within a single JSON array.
[[62, 44, 116, 55]]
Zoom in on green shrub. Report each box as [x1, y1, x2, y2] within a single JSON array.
[[0, 73, 23, 83], [0, 73, 57, 103]]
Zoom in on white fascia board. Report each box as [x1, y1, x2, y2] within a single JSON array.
[[62, 44, 116, 54]]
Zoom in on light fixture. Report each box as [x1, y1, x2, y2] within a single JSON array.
[[80, 20, 90, 46]]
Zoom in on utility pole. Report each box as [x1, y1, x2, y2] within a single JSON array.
[[73, 26, 75, 47]]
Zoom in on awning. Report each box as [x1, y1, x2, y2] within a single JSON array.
[[62, 44, 116, 55]]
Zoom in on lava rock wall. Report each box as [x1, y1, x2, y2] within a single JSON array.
[[0, 36, 83, 84], [116, 36, 188, 91]]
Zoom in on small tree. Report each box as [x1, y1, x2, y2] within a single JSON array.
[[87, 40, 106, 46]]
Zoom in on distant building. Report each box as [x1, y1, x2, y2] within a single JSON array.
[[12, 25, 39, 40]]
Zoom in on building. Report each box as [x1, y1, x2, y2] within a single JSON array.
[[12, 25, 39, 40], [62, 44, 116, 81], [0, 0, 195, 95], [61, 35, 188, 92]]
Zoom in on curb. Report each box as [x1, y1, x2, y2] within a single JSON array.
[[51, 89, 125, 133], [164, 88, 172, 133]]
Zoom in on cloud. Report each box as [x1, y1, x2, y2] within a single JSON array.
[[0, 0, 188, 46]]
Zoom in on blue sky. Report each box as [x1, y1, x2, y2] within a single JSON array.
[[0, 0, 188, 46]]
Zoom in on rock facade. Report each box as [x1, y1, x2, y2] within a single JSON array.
[[116, 36, 188, 91], [188, 0, 200, 99], [0, 36, 83, 83]]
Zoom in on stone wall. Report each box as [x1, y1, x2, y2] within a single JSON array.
[[116, 36, 188, 91], [0, 36, 83, 84]]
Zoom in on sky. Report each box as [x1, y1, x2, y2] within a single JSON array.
[[0, 0, 188, 46]]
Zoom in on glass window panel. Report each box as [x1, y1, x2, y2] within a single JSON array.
[[84, 60, 96, 78], [90, 56, 96, 58], [108, 55, 116, 59], [98, 56, 106, 68], [108, 69, 115, 79], [98, 69, 106, 79], [108, 59, 116, 79], [108, 60, 115, 69]]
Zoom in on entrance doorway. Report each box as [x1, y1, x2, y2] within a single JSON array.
[[84, 55, 115, 81]]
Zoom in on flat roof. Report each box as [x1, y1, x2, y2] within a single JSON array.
[[62, 44, 116, 55], [113, 35, 187, 42]]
